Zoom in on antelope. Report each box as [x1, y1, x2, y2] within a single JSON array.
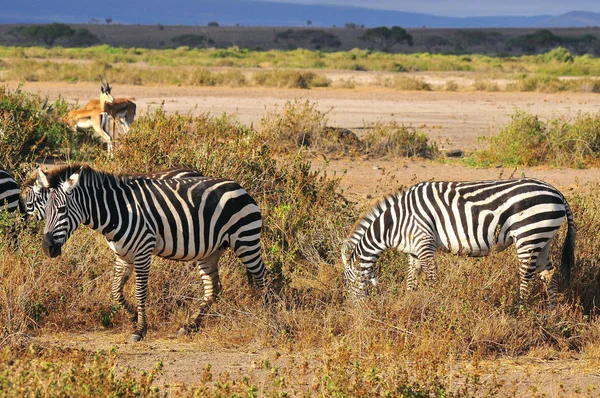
[[66, 89, 113, 152], [86, 76, 136, 138]]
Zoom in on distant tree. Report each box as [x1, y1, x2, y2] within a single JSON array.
[[172, 34, 215, 48], [423, 35, 450, 52], [344, 22, 358, 29], [359, 26, 413, 52], [71, 28, 100, 46], [88, 18, 99, 24], [562, 33, 600, 55], [10, 23, 75, 46], [207, 21, 219, 27], [452, 30, 504, 52], [307, 20, 312, 27], [157, 23, 164, 31], [275, 29, 341, 50], [105, 18, 112, 24], [506, 29, 562, 54]]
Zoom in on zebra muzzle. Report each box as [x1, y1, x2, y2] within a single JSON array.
[[42, 233, 62, 258]]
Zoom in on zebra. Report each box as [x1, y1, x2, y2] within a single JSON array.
[[341, 178, 575, 306], [24, 167, 203, 220], [0, 169, 25, 215], [36, 164, 267, 341]]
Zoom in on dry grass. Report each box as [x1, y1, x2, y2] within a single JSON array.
[[0, 90, 599, 395]]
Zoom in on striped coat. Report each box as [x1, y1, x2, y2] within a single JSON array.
[[37, 164, 267, 341], [342, 178, 575, 305]]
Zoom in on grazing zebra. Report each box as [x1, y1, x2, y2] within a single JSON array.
[[341, 178, 575, 306], [37, 164, 267, 341], [25, 167, 203, 220], [0, 169, 24, 215]]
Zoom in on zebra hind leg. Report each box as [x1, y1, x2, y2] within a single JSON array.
[[516, 248, 541, 307], [536, 237, 558, 309], [178, 258, 221, 335]]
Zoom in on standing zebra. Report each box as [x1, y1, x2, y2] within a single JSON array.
[[342, 178, 575, 305], [0, 169, 25, 215], [37, 164, 267, 341], [25, 167, 203, 220]]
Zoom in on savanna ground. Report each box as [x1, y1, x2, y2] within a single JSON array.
[[3, 67, 600, 396]]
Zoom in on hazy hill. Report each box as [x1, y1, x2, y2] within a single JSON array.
[[2, 0, 600, 28]]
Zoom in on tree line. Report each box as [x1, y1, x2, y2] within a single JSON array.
[[6, 23, 600, 56]]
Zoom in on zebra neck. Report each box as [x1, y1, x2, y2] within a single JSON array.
[[78, 175, 133, 238], [352, 216, 395, 265]]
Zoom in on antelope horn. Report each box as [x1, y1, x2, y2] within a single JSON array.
[[103, 74, 112, 91]]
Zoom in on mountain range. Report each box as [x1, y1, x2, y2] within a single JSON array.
[[3, 0, 600, 28]]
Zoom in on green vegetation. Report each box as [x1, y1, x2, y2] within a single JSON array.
[[0, 86, 72, 172], [1, 45, 600, 93], [470, 109, 600, 168]]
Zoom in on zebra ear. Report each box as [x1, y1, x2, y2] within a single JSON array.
[[341, 240, 354, 266], [62, 168, 82, 193], [36, 168, 50, 189]]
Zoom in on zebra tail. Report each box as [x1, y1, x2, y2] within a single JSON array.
[[560, 197, 575, 288]]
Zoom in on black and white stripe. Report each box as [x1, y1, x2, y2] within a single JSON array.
[[0, 169, 24, 215], [342, 178, 575, 305], [38, 165, 267, 341]]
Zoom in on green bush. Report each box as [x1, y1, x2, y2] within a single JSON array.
[[471, 109, 600, 167], [0, 87, 72, 173]]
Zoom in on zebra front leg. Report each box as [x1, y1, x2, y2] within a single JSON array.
[[111, 256, 137, 323], [417, 252, 438, 286], [178, 259, 221, 335], [131, 254, 152, 342]]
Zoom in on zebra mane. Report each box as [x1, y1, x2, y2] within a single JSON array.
[[347, 191, 400, 246], [25, 164, 193, 189], [26, 164, 129, 189]]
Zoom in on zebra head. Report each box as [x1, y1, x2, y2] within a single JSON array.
[[39, 167, 84, 258], [341, 240, 375, 298], [26, 174, 49, 220]]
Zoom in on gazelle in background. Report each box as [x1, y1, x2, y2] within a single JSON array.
[[90, 76, 136, 139], [66, 89, 113, 151]]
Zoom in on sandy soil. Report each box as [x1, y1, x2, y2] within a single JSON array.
[[12, 79, 600, 395]]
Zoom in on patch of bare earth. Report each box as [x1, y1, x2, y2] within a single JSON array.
[[14, 78, 600, 395]]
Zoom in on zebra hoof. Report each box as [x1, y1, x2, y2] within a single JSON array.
[[130, 334, 144, 342]]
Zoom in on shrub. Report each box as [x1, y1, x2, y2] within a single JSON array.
[[0, 87, 72, 173], [362, 120, 439, 158], [471, 109, 600, 167], [251, 70, 330, 89], [391, 76, 432, 91], [258, 99, 363, 157]]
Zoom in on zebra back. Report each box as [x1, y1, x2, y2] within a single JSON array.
[[0, 169, 24, 214]]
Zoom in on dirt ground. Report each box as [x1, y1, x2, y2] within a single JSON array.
[[12, 79, 600, 395]]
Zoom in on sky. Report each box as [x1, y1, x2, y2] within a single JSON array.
[[253, 0, 600, 17]]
